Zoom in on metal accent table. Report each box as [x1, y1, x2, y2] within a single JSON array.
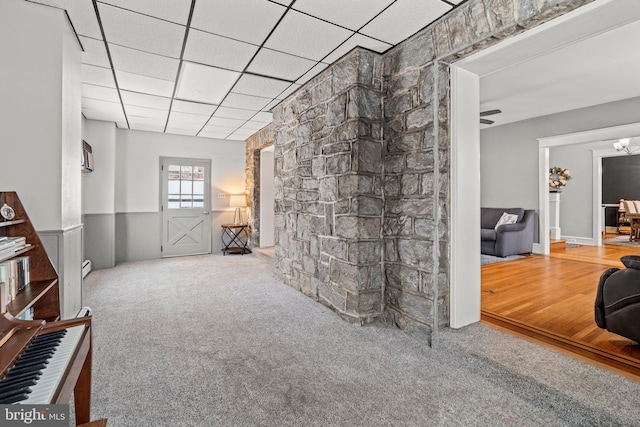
[[221, 223, 251, 255]]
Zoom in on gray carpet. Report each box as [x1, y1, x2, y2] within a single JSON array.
[[481, 253, 525, 265], [82, 254, 640, 426]]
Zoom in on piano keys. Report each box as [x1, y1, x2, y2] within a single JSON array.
[[0, 314, 92, 425]]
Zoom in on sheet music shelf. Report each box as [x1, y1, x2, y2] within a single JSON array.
[[0, 192, 60, 323]]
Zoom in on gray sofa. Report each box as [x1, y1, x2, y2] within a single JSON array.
[[481, 207, 535, 257]]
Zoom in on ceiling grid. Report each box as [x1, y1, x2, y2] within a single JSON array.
[[27, 0, 464, 140]]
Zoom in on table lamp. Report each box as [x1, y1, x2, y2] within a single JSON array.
[[229, 194, 246, 225]]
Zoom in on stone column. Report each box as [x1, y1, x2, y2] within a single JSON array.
[[272, 48, 384, 324]]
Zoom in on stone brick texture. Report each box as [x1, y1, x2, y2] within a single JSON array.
[[245, 124, 274, 248], [252, 0, 593, 338]]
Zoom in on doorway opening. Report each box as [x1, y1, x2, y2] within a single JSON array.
[[260, 145, 275, 248]]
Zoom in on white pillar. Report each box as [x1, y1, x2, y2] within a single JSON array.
[[549, 191, 562, 239]]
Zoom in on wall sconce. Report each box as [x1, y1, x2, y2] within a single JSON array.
[[229, 194, 247, 225]]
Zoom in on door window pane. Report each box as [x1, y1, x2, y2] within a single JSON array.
[[166, 163, 207, 210], [193, 166, 205, 180], [168, 180, 180, 194], [181, 180, 193, 194], [181, 166, 193, 180], [193, 181, 204, 195], [168, 165, 180, 179], [180, 195, 193, 208]]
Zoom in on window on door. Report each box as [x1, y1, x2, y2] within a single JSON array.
[[167, 165, 205, 209]]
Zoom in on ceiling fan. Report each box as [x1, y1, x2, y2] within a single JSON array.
[[480, 109, 502, 125]]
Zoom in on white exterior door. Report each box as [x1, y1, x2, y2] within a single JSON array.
[[161, 157, 211, 258]]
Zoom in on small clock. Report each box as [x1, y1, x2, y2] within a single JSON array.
[[1, 203, 15, 221]]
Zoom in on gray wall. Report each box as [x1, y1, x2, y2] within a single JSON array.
[[82, 120, 245, 267], [481, 96, 640, 244]]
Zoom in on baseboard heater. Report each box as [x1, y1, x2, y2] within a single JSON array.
[[76, 306, 92, 317], [82, 259, 92, 278]]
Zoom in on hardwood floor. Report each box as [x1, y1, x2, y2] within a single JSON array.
[[481, 238, 640, 379]]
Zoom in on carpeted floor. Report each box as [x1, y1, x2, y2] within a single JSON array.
[[603, 235, 640, 247], [83, 254, 640, 426]]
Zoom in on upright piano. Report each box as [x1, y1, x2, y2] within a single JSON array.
[[0, 313, 92, 425]]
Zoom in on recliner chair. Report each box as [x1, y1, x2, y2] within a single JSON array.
[[595, 255, 640, 343]]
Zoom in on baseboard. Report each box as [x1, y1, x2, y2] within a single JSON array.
[[560, 235, 595, 246]]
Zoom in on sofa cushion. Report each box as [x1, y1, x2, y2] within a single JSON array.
[[481, 207, 525, 229], [481, 228, 497, 241], [494, 212, 519, 230]]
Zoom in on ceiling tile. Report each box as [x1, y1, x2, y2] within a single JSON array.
[[247, 48, 317, 81], [82, 83, 120, 102], [129, 122, 165, 132], [115, 121, 128, 128], [116, 70, 175, 97], [97, 0, 192, 25], [233, 74, 292, 98], [270, 0, 294, 6], [207, 117, 246, 128], [82, 98, 125, 122], [241, 121, 270, 131], [124, 105, 168, 121], [175, 62, 240, 104], [171, 100, 216, 116], [360, 0, 451, 45], [183, 29, 258, 72], [296, 62, 330, 86], [227, 133, 250, 141], [31, 0, 103, 39], [120, 91, 171, 110], [251, 111, 273, 123], [82, 64, 115, 88], [191, 0, 286, 45], [223, 93, 272, 110], [198, 130, 232, 139], [264, 10, 352, 61], [277, 83, 301, 100], [82, 97, 121, 112], [97, 3, 186, 58], [293, 0, 394, 31], [166, 127, 198, 136], [79, 36, 110, 68], [231, 128, 258, 137], [262, 99, 281, 111], [322, 33, 392, 64], [214, 106, 258, 120], [109, 44, 179, 81], [168, 111, 210, 126]]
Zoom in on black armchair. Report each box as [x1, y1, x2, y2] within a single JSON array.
[[595, 255, 640, 343]]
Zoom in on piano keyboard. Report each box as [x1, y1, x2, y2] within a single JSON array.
[[0, 325, 84, 404]]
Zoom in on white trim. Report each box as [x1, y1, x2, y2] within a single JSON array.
[[449, 65, 481, 329], [538, 122, 640, 249], [561, 236, 597, 246], [538, 122, 640, 147]]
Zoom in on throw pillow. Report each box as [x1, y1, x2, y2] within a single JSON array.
[[495, 212, 518, 230]]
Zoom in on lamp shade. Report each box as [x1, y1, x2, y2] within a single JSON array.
[[229, 194, 246, 208]]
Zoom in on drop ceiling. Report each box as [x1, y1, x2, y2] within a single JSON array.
[[27, 0, 463, 140]]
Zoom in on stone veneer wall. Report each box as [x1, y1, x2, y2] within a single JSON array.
[[253, 0, 593, 338], [245, 124, 274, 248], [272, 49, 384, 324]]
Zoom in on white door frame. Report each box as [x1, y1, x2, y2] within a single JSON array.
[[449, 0, 620, 328], [160, 156, 212, 257]]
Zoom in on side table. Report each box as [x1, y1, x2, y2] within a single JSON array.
[[221, 223, 251, 255]]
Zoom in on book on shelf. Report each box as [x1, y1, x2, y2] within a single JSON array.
[[0, 236, 27, 260], [0, 256, 30, 302]]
